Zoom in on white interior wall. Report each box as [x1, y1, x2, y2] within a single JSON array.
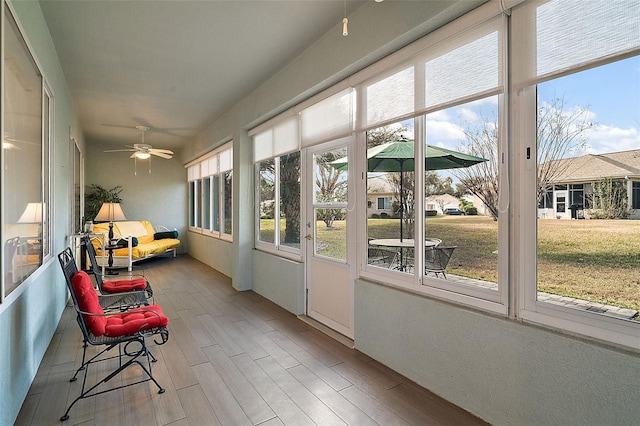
[[84, 140, 188, 253], [355, 280, 639, 425], [1, 1, 84, 424]]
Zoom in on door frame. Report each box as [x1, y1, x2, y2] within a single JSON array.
[[554, 189, 568, 219], [303, 136, 356, 339]]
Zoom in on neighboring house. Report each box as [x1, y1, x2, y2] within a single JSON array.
[[367, 176, 395, 217], [368, 179, 464, 217], [540, 149, 640, 220], [425, 193, 459, 214]]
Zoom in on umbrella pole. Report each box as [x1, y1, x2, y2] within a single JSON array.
[[399, 171, 403, 242]]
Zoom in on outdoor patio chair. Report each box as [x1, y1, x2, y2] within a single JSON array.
[[367, 238, 392, 266], [425, 237, 442, 247], [60, 246, 149, 311], [57, 248, 169, 421], [424, 246, 456, 279], [3, 236, 19, 284], [81, 234, 153, 299]]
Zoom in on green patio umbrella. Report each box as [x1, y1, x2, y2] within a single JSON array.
[[330, 139, 487, 240]]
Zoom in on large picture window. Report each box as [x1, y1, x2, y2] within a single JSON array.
[[513, 0, 640, 348], [534, 57, 640, 324], [187, 143, 233, 240], [2, 4, 51, 301], [256, 151, 301, 255], [252, 114, 301, 257]]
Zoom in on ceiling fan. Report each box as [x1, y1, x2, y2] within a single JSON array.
[[104, 126, 174, 174]]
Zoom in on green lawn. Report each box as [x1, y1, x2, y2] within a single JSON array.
[[261, 216, 640, 312]]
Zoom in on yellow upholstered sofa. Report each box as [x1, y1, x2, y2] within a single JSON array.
[[92, 220, 180, 271]]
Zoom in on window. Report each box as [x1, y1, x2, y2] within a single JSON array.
[[512, 0, 640, 348], [359, 14, 505, 310], [255, 151, 301, 255], [187, 143, 233, 240], [377, 197, 391, 210], [633, 182, 640, 210], [2, 4, 51, 301], [252, 114, 301, 256], [538, 188, 553, 210]]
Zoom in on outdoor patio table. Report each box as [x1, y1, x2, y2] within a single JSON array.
[[369, 239, 438, 271]]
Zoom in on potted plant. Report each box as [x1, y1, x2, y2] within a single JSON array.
[[84, 184, 123, 223]]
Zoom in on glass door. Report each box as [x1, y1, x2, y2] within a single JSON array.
[[304, 137, 355, 338]]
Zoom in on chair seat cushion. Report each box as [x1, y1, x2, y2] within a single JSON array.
[[104, 304, 168, 337], [71, 271, 167, 337], [102, 277, 147, 293]]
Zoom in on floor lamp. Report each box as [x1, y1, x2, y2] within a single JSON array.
[[94, 202, 126, 275]]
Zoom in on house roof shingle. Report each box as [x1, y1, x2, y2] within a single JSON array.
[[549, 149, 640, 182]]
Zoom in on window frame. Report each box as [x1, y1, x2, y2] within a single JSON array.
[[187, 142, 233, 242], [254, 152, 302, 260], [512, 0, 640, 350], [1, 2, 53, 305]]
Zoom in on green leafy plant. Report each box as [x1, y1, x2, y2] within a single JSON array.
[[84, 184, 123, 222]]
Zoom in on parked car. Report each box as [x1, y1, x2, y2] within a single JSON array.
[[443, 207, 465, 215]]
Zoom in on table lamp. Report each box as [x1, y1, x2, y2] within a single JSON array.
[[17, 202, 44, 260], [95, 203, 126, 241], [94, 203, 126, 274], [18, 202, 43, 224]]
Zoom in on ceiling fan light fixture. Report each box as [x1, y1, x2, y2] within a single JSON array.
[[134, 151, 151, 160]]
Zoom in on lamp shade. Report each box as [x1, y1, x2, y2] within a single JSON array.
[[94, 203, 127, 222], [18, 202, 44, 223]]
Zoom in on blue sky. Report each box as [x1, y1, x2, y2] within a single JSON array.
[[537, 55, 640, 155]]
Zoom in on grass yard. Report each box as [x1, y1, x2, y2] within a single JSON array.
[[262, 216, 640, 312], [368, 215, 640, 312]]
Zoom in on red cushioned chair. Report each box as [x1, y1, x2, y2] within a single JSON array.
[[81, 234, 153, 299], [58, 248, 169, 422]]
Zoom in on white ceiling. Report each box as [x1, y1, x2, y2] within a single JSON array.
[[39, 0, 368, 151]]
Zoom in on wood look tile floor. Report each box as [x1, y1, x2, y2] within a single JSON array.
[[15, 255, 487, 426]]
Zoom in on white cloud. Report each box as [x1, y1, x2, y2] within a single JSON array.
[[584, 124, 640, 154], [457, 107, 479, 122], [426, 119, 466, 143], [426, 110, 451, 121]]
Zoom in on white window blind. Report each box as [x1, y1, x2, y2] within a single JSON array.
[[422, 18, 501, 111], [300, 87, 354, 147], [219, 146, 233, 172], [188, 164, 200, 181], [253, 130, 273, 163], [361, 66, 414, 130], [201, 156, 218, 177], [253, 115, 299, 162], [512, 0, 640, 87], [358, 15, 502, 131]]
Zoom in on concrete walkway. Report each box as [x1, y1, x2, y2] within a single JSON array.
[[447, 275, 639, 320]]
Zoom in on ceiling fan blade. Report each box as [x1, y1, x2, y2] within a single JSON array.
[[151, 151, 173, 159], [104, 149, 136, 153], [150, 148, 174, 155]]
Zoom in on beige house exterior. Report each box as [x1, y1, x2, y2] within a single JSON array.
[[540, 149, 640, 220], [366, 176, 395, 218], [425, 193, 460, 213], [367, 176, 472, 217]]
